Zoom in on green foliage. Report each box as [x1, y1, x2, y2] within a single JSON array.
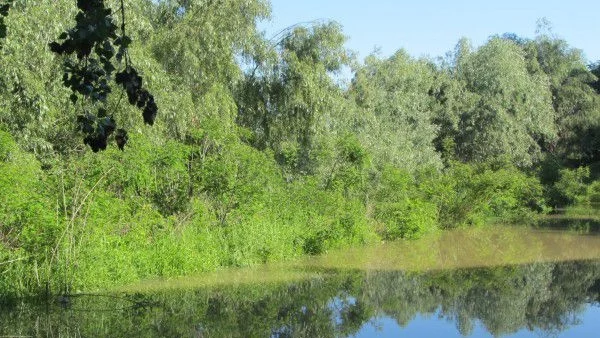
[[373, 167, 438, 239], [585, 180, 600, 205], [551, 167, 590, 206], [280, 178, 374, 255], [2, 1, 598, 298], [149, 0, 270, 97], [424, 162, 546, 227], [196, 140, 282, 225], [350, 50, 442, 173], [519, 33, 600, 167], [455, 37, 555, 166], [0, 130, 57, 294], [237, 21, 353, 175]]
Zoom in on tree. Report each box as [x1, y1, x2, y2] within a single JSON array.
[[455, 37, 556, 166], [349, 50, 442, 173], [524, 34, 600, 167], [237, 21, 353, 175]]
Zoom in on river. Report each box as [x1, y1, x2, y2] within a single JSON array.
[[1, 219, 599, 337]]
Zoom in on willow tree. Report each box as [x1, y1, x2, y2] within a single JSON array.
[[237, 22, 354, 175], [349, 50, 442, 173], [524, 34, 600, 167], [455, 37, 556, 167]]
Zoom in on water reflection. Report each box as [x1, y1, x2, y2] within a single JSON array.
[[300, 225, 600, 273], [1, 260, 599, 337]]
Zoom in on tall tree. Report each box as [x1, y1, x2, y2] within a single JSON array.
[[237, 22, 353, 175], [349, 50, 442, 172], [455, 37, 556, 166], [525, 33, 600, 167]]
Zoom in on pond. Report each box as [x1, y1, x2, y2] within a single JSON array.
[[1, 221, 600, 337]]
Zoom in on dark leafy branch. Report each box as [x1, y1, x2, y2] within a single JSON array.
[[49, 0, 156, 152], [0, 0, 12, 47]]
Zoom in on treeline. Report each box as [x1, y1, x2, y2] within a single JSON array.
[[1, 0, 599, 296]]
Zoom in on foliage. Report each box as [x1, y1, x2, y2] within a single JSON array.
[[0, 1, 599, 297], [551, 167, 591, 206], [524, 34, 600, 167], [455, 37, 555, 166], [0, 1, 12, 45], [349, 50, 442, 172], [372, 167, 438, 239], [423, 162, 546, 227], [0, 130, 57, 295], [49, 0, 157, 151], [237, 21, 353, 175]]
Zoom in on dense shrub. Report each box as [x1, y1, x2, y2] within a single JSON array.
[[0, 130, 57, 294], [373, 167, 438, 239], [422, 162, 546, 228], [551, 167, 591, 207]]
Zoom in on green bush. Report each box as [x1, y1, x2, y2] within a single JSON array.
[[585, 181, 600, 205], [551, 167, 591, 207], [422, 162, 546, 228], [0, 130, 57, 295], [279, 178, 375, 256], [373, 167, 438, 239]]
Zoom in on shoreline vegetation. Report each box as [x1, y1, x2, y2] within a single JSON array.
[[113, 225, 600, 294], [2, 0, 600, 298]]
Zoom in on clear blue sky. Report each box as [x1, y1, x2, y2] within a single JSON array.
[[260, 0, 600, 63]]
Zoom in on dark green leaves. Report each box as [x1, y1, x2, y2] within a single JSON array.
[[0, 1, 12, 42], [77, 109, 116, 152], [115, 68, 157, 125], [115, 129, 128, 150], [62, 58, 112, 101], [50, 0, 117, 59], [0, 3, 10, 16], [114, 35, 131, 62], [50, 0, 158, 152]]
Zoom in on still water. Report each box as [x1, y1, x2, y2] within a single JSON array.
[[1, 221, 600, 337]]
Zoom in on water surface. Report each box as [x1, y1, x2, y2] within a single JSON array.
[[2, 222, 600, 337]]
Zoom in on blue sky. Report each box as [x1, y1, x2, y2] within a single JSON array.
[[260, 0, 600, 63]]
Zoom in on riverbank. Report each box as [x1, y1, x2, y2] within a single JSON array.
[[116, 223, 600, 293], [2, 128, 549, 297], [3, 225, 600, 337]]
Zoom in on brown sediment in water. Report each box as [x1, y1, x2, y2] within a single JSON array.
[[301, 226, 600, 272], [116, 226, 600, 293]]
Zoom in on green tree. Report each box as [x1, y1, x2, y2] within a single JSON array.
[[237, 22, 353, 175], [527, 33, 600, 167], [455, 37, 556, 166], [349, 50, 442, 173]]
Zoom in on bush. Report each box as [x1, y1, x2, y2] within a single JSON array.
[[0, 130, 57, 295], [551, 167, 591, 207], [373, 167, 438, 239], [422, 162, 546, 228]]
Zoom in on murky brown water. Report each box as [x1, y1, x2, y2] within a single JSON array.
[[302, 225, 600, 272], [118, 223, 600, 292]]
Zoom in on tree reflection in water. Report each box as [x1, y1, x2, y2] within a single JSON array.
[[1, 260, 599, 337]]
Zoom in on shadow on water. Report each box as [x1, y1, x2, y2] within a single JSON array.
[[2, 221, 600, 337], [536, 216, 600, 233]]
